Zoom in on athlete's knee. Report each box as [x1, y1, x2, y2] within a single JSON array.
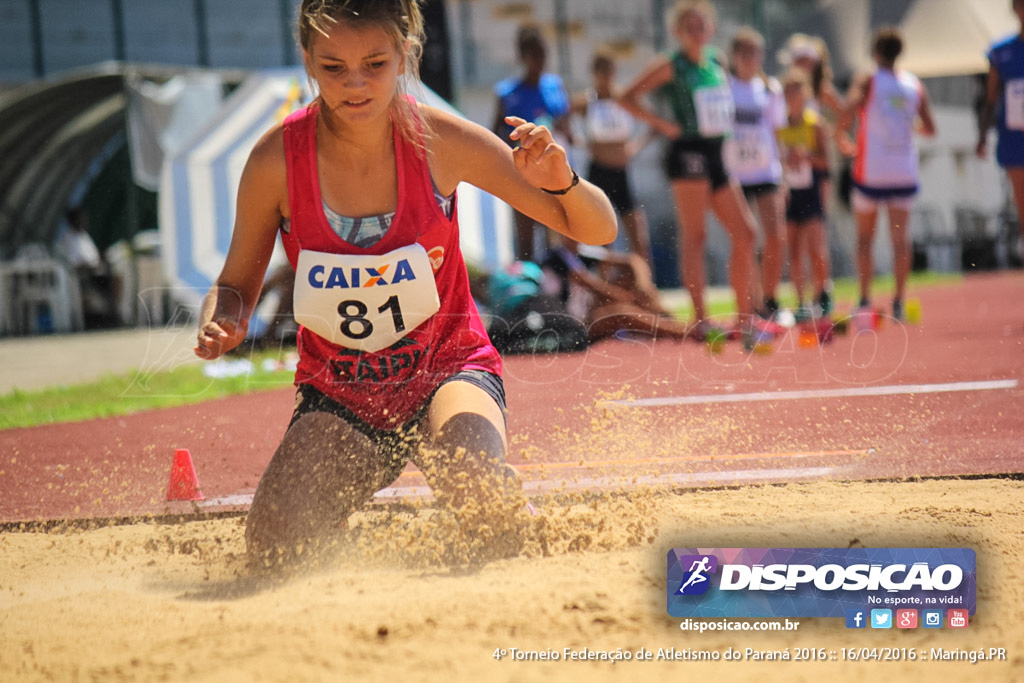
[[420, 412, 519, 505], [430, 412, 506, 470], [245, 496, 326, 567], [244, 412, 387, 565]]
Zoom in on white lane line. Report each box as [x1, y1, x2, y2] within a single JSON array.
[[601, 379, 1019, 408], [197, 494, 253, 507], [518, 467, 835, 493], [197, 467, 835, 508]]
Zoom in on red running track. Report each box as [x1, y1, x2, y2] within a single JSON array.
[[1, 272, 1022, 523]]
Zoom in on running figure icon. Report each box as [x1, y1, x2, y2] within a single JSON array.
[[679, 556, 713, 593]]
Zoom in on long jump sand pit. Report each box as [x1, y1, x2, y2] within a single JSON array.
[[2, 476, 1021, 682], [3, 273, 1022, 680]]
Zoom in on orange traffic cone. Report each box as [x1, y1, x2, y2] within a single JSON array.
[[166, 448, 204, 501]]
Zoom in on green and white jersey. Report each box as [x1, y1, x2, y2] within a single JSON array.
[[661, 45, 734, 140]]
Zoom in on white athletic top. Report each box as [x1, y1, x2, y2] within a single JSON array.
[[853, 68, 923, 189], [724, 75, 785, 186], [584, 89, 634, 144]]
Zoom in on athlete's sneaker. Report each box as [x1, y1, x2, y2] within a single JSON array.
[[762, 297, 780, 318], [690, 320, 728, 343], [892, 298, 904, 322], [816, 290, 832, 316], [741, 327, 757, 352], [752, 316, 786, 337], [853, 304, 876, 331], [775, 308, 797, 329]]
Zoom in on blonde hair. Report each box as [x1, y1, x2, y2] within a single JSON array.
[[668, 0, 716, 29], [729, 27, 769, 85], [781, 68, 812, 99], [298, 0, 427, 150], [778, 33, 834, 99], [730, 26, 765, 54]]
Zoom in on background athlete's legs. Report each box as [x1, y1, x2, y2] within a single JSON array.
[[855, 206, 880, 305], [621, 207, 652, 264], [887, 205, 912, 308], [709, 181, 757, 319], [787, 220, 807, 305], [586, 302, 691, 340], [1007, 167, 1024, 244], [514, 210, 543, 262], [752, 190, 785, 308], [415, 379, 525, 562], [245, 411, 403, 565], [670, 179, 711, 323], [806, 216, 830, 303]]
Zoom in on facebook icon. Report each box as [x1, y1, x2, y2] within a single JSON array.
[[845, 609, 867, 629]]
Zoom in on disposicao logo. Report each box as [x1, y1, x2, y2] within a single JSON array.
[[667, 548, 976, 619], [675, 555, 718, 595]]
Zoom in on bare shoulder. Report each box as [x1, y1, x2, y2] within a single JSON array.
[[420, 102, 495, 149], [246, 123, 287, 178], [239, 122, 288, 210], [419, 102, 509, 193]]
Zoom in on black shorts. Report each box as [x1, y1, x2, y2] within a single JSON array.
[[291, 370, 506, 458], [742, 182, 780, 199], [664, 137, 730, 190], [587, 161, 636, 214], [786, 186, 824, 224]]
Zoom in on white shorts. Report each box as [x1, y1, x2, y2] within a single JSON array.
[[851, 188, 916, 213]]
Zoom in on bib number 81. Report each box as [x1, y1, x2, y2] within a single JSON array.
[[337, 295, 406, 340]]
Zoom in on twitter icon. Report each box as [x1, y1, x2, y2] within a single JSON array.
[[870, 609, 893, 629]]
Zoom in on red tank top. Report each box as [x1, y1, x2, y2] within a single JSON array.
[[280, 102, 502, 430]]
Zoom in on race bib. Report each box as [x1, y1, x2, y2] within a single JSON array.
[[784, 160, 813, 190], [293, 243, 440, 353], [726, 127, 772, 175], [1006, 78, 1024, 131], [694, 84, 734, 138], [587, 98, 633, 143]]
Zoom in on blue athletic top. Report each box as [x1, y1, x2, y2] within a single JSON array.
[[988, 32, 1024, 168], [494, 72, 570, 138]]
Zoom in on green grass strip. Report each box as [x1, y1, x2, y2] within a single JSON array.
[[0, 350, 298, 430]]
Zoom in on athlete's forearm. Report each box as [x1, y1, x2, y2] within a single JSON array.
[[552, 179, 618, 246]]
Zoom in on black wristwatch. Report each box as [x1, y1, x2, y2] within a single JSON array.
[[541, 169, 580, 195]]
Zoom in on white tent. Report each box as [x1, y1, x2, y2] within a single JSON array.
[[813, 0, 1018, 80], [158, 68, 514, 309], [899, 0, 1018, 77]]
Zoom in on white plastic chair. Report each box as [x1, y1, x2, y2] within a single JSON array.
[[6, 244, 84, 334]]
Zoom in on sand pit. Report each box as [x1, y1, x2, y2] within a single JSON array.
[[2, 477, 1021, 682], [3, 274, 1022, 681]]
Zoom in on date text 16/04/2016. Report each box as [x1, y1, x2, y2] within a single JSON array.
[[491, 647, 1009, 663]]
